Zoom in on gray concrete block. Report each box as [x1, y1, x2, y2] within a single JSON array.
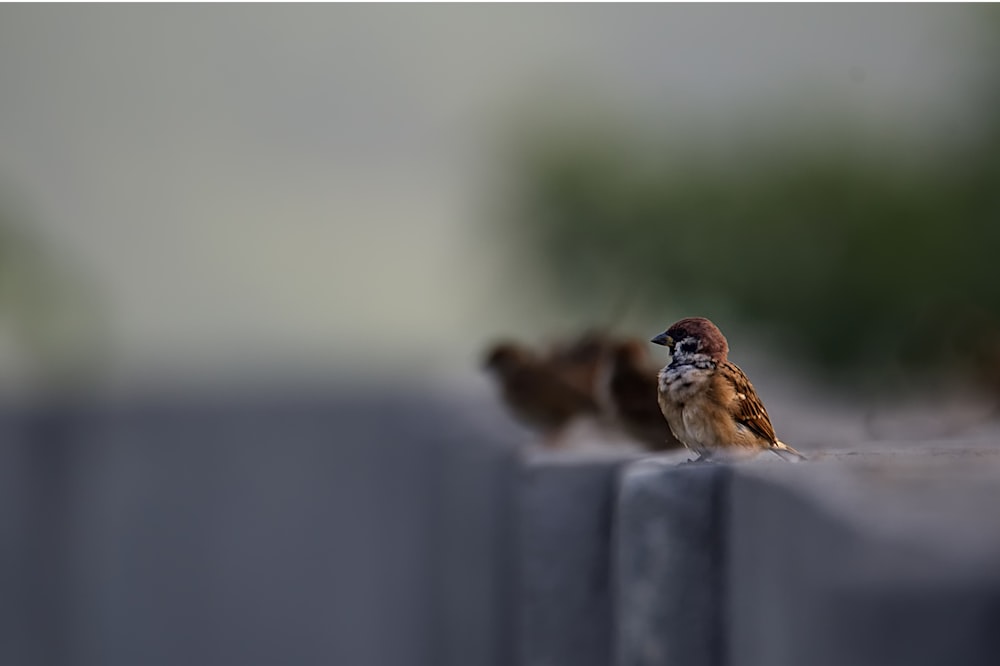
[[69, 397, 450, 666], [517, 451, 645, 666], [0, 390, 523, 666], [430, 434, 521, 666], [614, 456, 730, 666], [728, 447, 1000, 666]]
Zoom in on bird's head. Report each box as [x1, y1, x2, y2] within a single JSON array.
[[650, 317, 729, 362], [482, 341, 535, 375], [611, 338, 649, 367]]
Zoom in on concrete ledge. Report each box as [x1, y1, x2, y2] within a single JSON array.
[[609, 446, 1000, 666], [728, 448, 1000, 666], [5, 392, 1000, 666], [0, 394, 526, 666], [516, 451, 647, 666], [614, 457, 730, 666]]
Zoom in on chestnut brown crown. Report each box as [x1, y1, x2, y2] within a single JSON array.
[[651, 317, 730, 361]]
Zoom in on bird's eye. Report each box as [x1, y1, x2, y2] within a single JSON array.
[[678, 339, 699, 354]]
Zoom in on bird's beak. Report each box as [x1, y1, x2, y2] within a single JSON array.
[[650, 332, 673, 348]]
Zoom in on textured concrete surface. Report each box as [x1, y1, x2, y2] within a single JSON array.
[[610, 444, 1000, 666], [728, 446, 1000, 666], [516, 451, 644, 666], [614, 457, 730, 666]]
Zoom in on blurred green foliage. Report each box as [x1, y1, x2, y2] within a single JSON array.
[[0, 195, 108, 391], [503, 39, 1000, 392]]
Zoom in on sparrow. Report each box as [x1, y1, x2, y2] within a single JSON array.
[[602, 338, 685, 452], [482, 340, 601, 446], [547, 329, 617, 397], [651, 317, 804, 462]]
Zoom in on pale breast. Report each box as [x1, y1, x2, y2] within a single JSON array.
[[658, 363, 716, 453], [680, 395, 727, 453]]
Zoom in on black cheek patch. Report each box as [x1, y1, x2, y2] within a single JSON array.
[[678, 339, 699, 354]]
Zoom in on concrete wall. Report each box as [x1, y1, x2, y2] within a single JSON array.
[[524, 446, 1000, 666], [2, 392, 999, 666], [0, 392, 520, 666]]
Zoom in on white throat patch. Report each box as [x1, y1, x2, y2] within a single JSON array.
[[659, 353, 716, 401]]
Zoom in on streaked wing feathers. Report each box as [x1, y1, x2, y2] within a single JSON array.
[[721, 361, 778, 445]]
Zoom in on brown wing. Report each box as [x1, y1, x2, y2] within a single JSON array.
[[719, 361, 779, 446]]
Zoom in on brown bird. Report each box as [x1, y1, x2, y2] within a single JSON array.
[[602, 338, 685, 452], [651, 317, 804, 462], [547, 329, 618, 397], [482, 340, 601, 446]]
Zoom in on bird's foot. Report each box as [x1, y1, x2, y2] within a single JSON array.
[[679, 454, 713, 465]]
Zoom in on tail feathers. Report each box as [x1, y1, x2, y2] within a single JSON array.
[[769, 440, 807, 462]]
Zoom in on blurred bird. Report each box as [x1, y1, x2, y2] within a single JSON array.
[[602, 338, 684, 452], [482, 340, 601, 446], [547, 329, 618, 396], [651, 317, 804, 462]]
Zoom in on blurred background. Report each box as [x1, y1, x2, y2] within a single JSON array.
[[1, 5, 1000, 433], [0, 6, 1000, 402], [2, 4, 1000, 665]]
